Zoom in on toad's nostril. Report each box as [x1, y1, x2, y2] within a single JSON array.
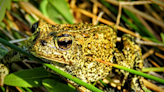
[[40, 40, 47, 46]]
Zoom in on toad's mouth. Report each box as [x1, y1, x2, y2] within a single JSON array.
[[30, 51, 69, 64], [40, 55, 69, 64]]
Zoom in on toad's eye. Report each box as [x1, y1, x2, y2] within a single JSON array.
[[31, 21, 39, 33], [56, 34, 73, 50]]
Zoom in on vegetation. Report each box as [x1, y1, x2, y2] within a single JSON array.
[[0, 0, 164, 92]]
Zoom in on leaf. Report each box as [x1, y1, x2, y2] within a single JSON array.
[[46, 3, 68, 24], [42, 79, 75, 92], [40, 0, 68, 24], [4, 67, 59, 87], [0, 0, 11, 22], [6, 0, 11, 10], [48, 0, 74, 24]]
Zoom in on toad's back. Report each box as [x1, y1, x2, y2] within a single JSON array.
[[27, 20, 117, 82]]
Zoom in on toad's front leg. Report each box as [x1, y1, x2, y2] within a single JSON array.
[[0, 49, 27, 86], [114, 34, 145, 91], [122, 34, 145, 91]]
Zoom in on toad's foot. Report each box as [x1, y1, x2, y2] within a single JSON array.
[[0, 64, 9, 86]]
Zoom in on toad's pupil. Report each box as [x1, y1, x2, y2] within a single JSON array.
[[58, 39, 72, 49]]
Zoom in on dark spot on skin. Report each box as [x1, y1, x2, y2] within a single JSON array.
[[0, 66, 3, 68], [135, 78, 139, 84], [51, 25, 56, 27]]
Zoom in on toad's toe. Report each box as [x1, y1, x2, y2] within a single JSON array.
[[0, 64, 9, 86]]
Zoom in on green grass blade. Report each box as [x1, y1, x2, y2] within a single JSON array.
[[0, 0, 11, 22], [142, 67, 164, 72], [18, 87, 26, 92], [160, 33, 164, 43], [113, 64, 164, 84], [142, 36, 163, 43], [0, 87, 5, 92], [0, 0, 6, 22], [95, 58, 164, 84], [24, 87, 33, 92]]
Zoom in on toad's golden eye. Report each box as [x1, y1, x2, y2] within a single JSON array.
[[56, 34, 73, 50]]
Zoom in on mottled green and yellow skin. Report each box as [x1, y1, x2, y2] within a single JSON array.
[[0, 19, 145, 91], [27, 20, 117, 83]]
